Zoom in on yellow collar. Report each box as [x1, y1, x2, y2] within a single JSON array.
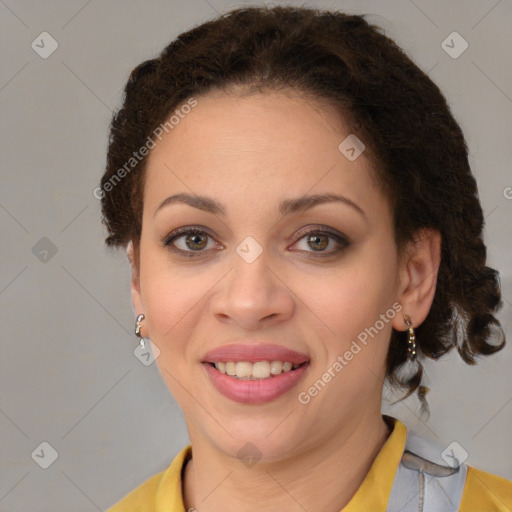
[[343, 417, 405, 511], [155, 417, 406, 511]]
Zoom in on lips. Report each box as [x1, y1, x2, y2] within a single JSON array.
[[201, 342, 310, 405]]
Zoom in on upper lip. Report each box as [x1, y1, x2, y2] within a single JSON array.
[[202, 342, 310, 365]]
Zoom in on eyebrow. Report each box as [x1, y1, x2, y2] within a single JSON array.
[[153, 192, 366, 219]]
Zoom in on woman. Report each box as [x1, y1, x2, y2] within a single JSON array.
[[101, 6, 512, 511]]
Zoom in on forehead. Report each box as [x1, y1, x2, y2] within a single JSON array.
[[143, 89, 386, 221]]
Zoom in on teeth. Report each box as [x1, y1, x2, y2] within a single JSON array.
[[252, 361, 270, 378], [213, 360, 300, 379], [225, 362, 236, 376], [270, 361, 283, 375], [235, 362, 253, 378]]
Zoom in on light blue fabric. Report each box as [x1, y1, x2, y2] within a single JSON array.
[[386, 428, 468, 512]]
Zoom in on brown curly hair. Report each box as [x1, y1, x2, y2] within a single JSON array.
[[99, 5, 505, 401]]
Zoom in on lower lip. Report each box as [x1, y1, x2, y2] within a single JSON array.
[[203, 363, 310, 405]]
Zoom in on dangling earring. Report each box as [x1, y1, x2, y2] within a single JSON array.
[[403, 314, 417, 361], [418, 385, 430, 420], [135, 313, 146, 349]]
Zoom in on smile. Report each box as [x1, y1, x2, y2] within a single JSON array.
[[202, 360, 310, 404]]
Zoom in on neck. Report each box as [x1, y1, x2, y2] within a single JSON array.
[[183, 412, 392, 512]]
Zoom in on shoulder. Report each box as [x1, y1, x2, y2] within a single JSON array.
[[460, 465, 512, 512], [106, 470, 165, 512], [106, 444, 192, 512]]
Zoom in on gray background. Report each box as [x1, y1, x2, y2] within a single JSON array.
[[1, 0, 511, 510]]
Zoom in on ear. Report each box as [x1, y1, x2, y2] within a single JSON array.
[[392, 228, 441, 331], [127, 240, 144, 317]]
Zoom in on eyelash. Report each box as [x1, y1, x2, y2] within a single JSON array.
[[162, 225, 350, 259]]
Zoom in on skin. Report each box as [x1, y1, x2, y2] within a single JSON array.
[[127, 86, 441, 512]]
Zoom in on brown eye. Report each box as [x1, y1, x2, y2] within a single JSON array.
[[184, 232, 208, 250], [292, 226, 350, 258], [306, 233, 329, 251], [162, 225, 349, 259], [163, 227, 220, 257]]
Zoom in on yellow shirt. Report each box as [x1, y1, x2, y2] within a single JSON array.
[[107, 418, 512, 511]]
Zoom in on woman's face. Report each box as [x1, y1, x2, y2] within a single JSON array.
[[131, 88, 411, 461]]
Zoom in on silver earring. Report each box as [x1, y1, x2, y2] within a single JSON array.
[[403, 314, 417, 362], [135, 313, 146, 349]]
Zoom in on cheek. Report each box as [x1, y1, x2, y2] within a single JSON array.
[[139, 252, 204, 361], [141, 263, 206, 408], [314, 244, 397, 333], [307, 240, 399, 374]]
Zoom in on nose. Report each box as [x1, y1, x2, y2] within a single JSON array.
[[209, 242, 295, 331]]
